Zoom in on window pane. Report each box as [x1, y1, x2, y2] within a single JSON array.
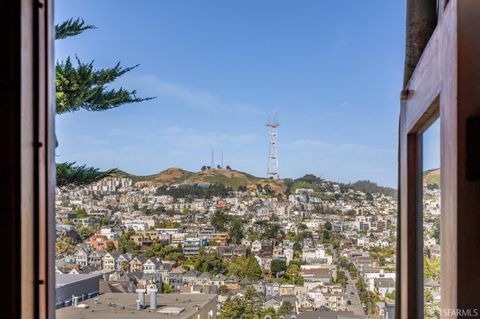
[[422, 119, 441, 319]]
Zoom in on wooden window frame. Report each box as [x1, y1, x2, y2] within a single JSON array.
[[399, 0, 480, 318], [1, 0, 55, 318]]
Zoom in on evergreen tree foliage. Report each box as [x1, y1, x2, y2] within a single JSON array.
[[270, 259, 287, 277], [118, 230, 139, 255], [55, 18, 96, 40], [194, 251, 227, 275], [56, 57, 151, 114], [55, 18, 153, 188], [278, 301, 294, 316], [228, 217, 244, 245], [218, 288, 262, 319], [56, 162, 117, 188], [245, 256, 263, 280]]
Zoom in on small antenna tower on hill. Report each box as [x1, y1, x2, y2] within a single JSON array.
[[211, 148, 215, 168], [266, 109, 280, 179]]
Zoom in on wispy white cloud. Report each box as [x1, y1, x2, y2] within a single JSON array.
[[157, 125, 258, 149], [121, 74, 266, 115]]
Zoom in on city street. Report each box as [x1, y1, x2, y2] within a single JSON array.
[[345, 272, 364, 316]]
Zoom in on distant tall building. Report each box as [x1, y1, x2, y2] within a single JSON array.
[[266, 110, 280, 179]]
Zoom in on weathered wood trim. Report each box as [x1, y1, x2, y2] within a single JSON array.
[[36, 0, 55, 318], [400, 0, 480, 317], [0, 1, 54, 318], [456, 0, 480, 311]]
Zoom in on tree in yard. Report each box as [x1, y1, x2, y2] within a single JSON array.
[[244, 256, 263, 280], [263, 222, 284, 245], [76, 226, 96, 241], [56, 237, 76, 255], [285, 263, 304, 285], [218, 288, 262, 319], [278, 301, 295, 316], [55, 18, 153, 188], [226, 257, 248, 278], [161, 282, 175, 294], [75, 207, 88, 218], [118, 230, 139, 255], [211, 210, 230, 232], [325, 221, 332, 231], [145, 240, 162, 257], [228, 217, 244, 245], [293, 241, 302, 257], [270, 259, 287, 277], [194, 252, 227, 275], [424, 256, 441, 281]]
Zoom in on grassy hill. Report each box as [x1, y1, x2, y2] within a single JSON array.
[[115, 167, 286, 193], [114, 167, 193, 184], [115, 168, 397, 198], [424, 168, 441, 188]]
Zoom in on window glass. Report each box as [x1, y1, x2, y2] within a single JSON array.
[[422, 119, 441, 319]]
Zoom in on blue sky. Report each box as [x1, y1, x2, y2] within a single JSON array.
[[55, 0, 408, 187]]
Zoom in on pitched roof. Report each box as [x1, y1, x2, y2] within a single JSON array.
[[239, 278, 253, 285], [226, 275, 240, 283], [212, 274, 227, 281], [184, 269, 201, 277], [198, 272, 212, 279], [170, 267, 186, 274]]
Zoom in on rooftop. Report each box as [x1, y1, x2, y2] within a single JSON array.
[[55, 293, 217, 319], [56, 273, 103, 288]]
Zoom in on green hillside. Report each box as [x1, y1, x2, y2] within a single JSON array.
[[115, 167, 285, 193], [115, 168, 396, 198], [424, 168, 441, 188]]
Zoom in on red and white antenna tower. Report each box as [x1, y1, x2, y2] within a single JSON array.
[[266, 109, 280, 179]]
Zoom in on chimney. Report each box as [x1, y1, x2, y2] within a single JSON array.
[[149, 288, 158, 310], [72, 296, 79, 308], [136, 289, 146, 309]]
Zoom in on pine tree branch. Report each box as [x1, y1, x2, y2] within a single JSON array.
[[55, 18, 96, 40], [56, 57, 154, 114], [56, 162, 117, 189]]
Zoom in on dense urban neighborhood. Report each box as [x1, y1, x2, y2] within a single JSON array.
[[54, 167, 437, 318]]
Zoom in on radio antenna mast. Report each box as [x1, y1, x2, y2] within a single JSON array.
[[266, 109, 280, 179]]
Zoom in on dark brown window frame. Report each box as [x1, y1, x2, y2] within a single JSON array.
[[1, 0, 55, 318], [399, 0, 480, 318]]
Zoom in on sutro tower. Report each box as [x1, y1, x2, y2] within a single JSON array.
[[266, 109, 280, 179]]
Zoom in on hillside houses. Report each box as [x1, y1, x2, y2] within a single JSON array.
[[55, 173, 399, 316]]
